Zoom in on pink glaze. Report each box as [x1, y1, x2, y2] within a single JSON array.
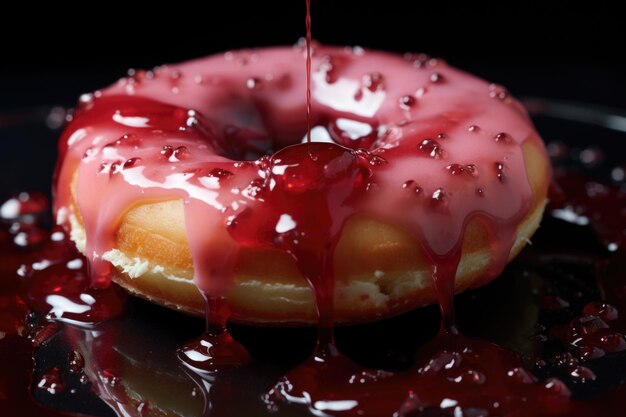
[[54, 44, 544, 331]]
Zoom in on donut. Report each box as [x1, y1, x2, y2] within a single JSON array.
[[54, 45, 551, 324]]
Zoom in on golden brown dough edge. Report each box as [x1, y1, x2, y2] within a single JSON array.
[[65, 140, 550, 325]]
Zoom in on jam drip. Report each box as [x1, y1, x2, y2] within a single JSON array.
[[305, 0, 312, 143], [177, 296, 250, 374], [228, 143, 372, 407]]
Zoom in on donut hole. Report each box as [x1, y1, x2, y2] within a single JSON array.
[[324, 117, 379, 150], [215, 119, 380, 161], [206, 94, 381, 161]]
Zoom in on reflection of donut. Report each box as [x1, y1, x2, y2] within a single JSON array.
[[64, 311, 297, 417], [55, 45, 550, 324], [66, 324, 204, 417]]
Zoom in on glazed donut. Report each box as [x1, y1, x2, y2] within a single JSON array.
[[54, 45, 550, 324]]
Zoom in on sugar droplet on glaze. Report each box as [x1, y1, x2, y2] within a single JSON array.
[[430, 72, 444, 83], [495, 132, 511, 143], [399, 95, 416, 110], [418, 139, 445, 159], [495, 162, 507, 183], [363, 72, 385, 91]]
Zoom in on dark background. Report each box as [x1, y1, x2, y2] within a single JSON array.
[[1, 1, 625, 110]]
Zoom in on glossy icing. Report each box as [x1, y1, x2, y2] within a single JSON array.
[[55, 45, 541, 320]]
